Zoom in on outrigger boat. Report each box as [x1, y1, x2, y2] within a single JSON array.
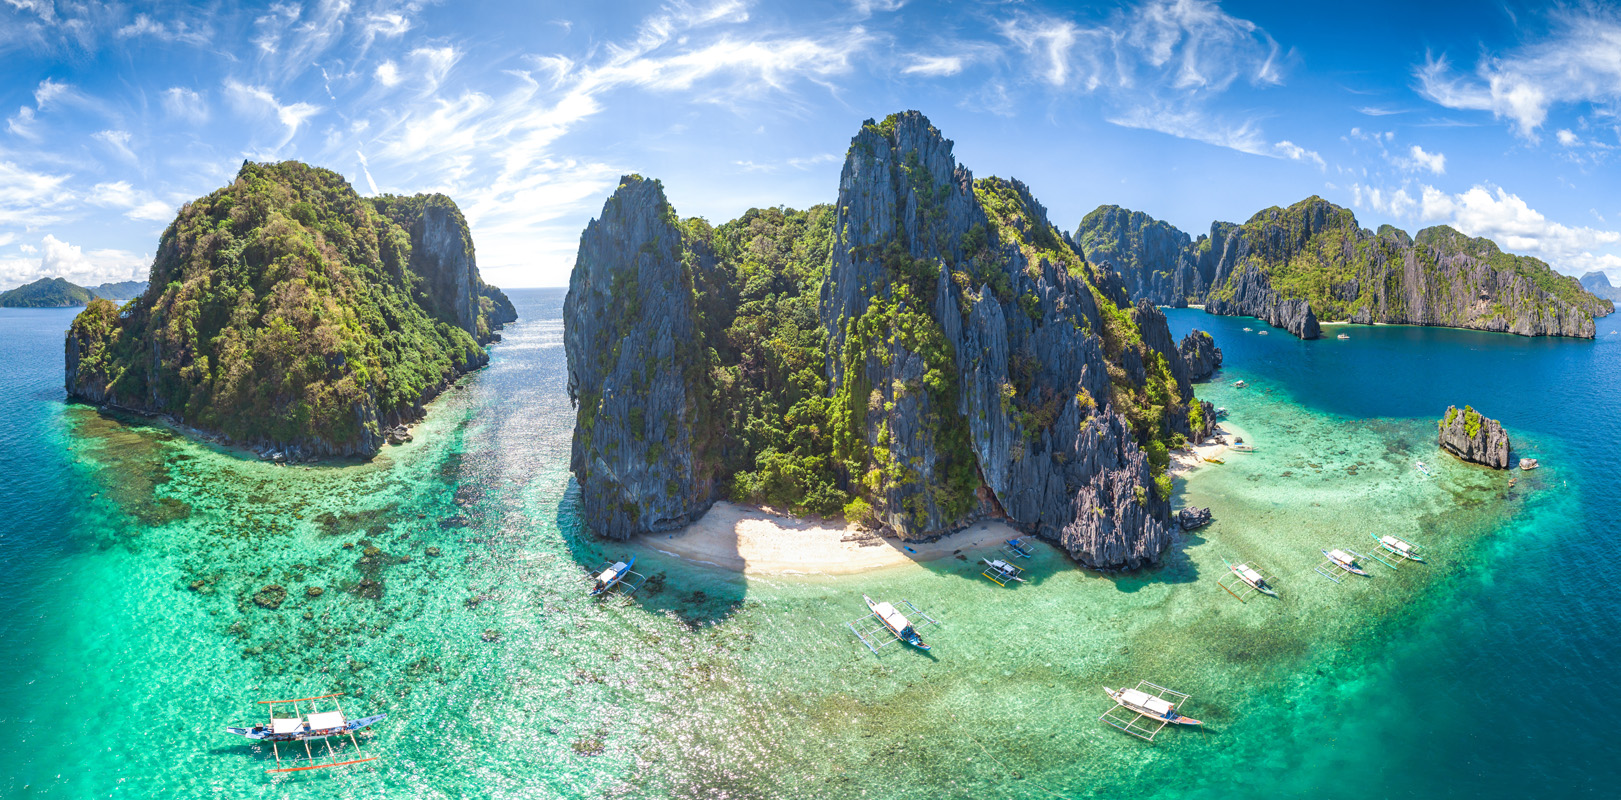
[[1104, 686, 1203, 727], [588, 556, 645, 597], [846, 595, 939, 654], [1371, 533, 1425, 563], [225, 693, 385, 773], [1415, 460, 1433, 477], [1220, 558, 1277, 600], [1099, 681, 1201, 742], [1257, 330, 1269, 335], [1232, 380, 1247, 388], [1003, 537, 1034, 558], [866, 595, 930, 650], [1321, 549, 1370, 576], [1227, 442, 1254, 453], [980, 557, 1026, 586], [1203, 456, 1225, 464], [1337, 333, 1350, 340]]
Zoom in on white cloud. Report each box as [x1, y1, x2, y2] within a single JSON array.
[[1415, 7, 1621, 140], [92, 129, 136, 162], [1396, 144, 1446, 175], [161, 87, 208, 123], [902, 55, 965, 77], [116, 12, 210, 45], [998, 1, 1286, 157], [376, 60, 402, 87], [1275, 140, 1326, 170], [0, 160, 75, 228], [34, 78, 72, 108], [224, 80, 322, 148], [1350, 183, 1417, 219], [1557, 128, 1580, 146], [0, 234, 149, 288], [411, 46, 461, 93], [1357, 106, 1406, 116], [852, 0, 907, 17], [87, 181, 173, 222]]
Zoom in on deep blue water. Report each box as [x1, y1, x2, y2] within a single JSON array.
[[1164, 310, 1621, 796]]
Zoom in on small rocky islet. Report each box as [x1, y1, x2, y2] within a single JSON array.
[[62, 161, 516, 459], [1437, 404, 1512, 469]]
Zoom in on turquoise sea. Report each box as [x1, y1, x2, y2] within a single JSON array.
[[1, 289, 1617, 798]]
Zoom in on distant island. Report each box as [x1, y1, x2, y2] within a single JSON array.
[[0, 277, 148, 308], [1580, 271, 1621, 304], [1077, 201, 1611, 339], [64, 161, 516, 458], [565, 112, 1219, 570]]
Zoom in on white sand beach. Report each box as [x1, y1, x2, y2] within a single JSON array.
[[641, 500, 1024, 576], [1171, 420, 1251, 477]]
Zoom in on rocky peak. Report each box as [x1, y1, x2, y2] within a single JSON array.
[[1178, 330, 1222, 382], [564, 175, 716, 538]]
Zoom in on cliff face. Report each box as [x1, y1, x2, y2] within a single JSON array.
[[1075, 197, 1610, 339], [566, 112, 1209, 570], [64, 161, 513, 458], [563, 176, 716, 539], [1437, 405, 1511, 468], [1179, 330, 1222, 382]]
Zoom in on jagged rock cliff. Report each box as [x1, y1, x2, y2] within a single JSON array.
[[64, 161, 514, 458], [1075, 198, 1610, 339], [564, 175, 716, 538], [565, 112, 1210, 570], [1179, 330, 1222, 381], [1437, 405, 1511, 468]]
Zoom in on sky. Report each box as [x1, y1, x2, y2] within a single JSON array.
[[3, 0, 1621, 290]]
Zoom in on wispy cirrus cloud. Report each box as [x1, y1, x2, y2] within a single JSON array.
[[1415, 6, 1621, 140]]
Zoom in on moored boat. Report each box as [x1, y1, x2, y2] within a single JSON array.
[[591, 556, 635, 596], [1227, 442, 1254, 453], [1232, 380, 1247, 388], [1203, 456, 1224, 464], [226, 710, 387, 742], [1103, 687, 1203, 726], [1372, 533, 1425, 562], [1225, 559, 1277, 596], [1337, 333, 1350, 340], [1004, 538, 1033, 558], [864, 595, 929, 650], [980, 558, 1026, 585], [1322, 549, 1369, 576]]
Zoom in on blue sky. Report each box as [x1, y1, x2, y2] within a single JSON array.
[[3, 0, 1621, 290]]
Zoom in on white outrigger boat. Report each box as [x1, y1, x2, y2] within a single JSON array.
[[1099, 681, 1201, 742], [1371, 533, 1425, 563], [980, 557, 1026, 586], [1219, 558, 1277, 601], [1227, 442, 1255, 453], [225, 693, 385, 773], [1415, 460, 1433, 477], [1316, 547, 1374, 582], [846, 595, 938, 654], [1232, 380, 1247, 388], [588, 556, 646, 597]]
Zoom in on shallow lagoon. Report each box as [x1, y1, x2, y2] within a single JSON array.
[[0, 293, 1616, 798]]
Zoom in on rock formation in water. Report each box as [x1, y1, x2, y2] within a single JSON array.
[[1437, 405, 1511, 469], [565, 112, 1214, 570], [1076, 198, 1610, 340], [64, 161, 515, 458], [0, 277, 96, 307], [563, 175, 717, 539], [1178, 330, 1222, 381]]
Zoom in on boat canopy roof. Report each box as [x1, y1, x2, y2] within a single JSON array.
[[1238, 565, 1263, 582], [271, 717, 304, 735], [1381, 535, 1410, 551], [873, 601, 910, 630], [1329, 549, 1353, 561], [307, 711, 345, 730], [597, 563, 627, 582], [1121, 688, 1174, 715]]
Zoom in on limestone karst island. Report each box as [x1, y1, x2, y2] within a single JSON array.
[[3, 2, 1617, 798]]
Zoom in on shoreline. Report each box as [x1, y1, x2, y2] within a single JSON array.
[[640, 421, 1250, 577], [637, 501, 1026, 576]]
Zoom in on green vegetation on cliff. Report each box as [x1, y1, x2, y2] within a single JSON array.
[[65, 161, 513, 455]]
